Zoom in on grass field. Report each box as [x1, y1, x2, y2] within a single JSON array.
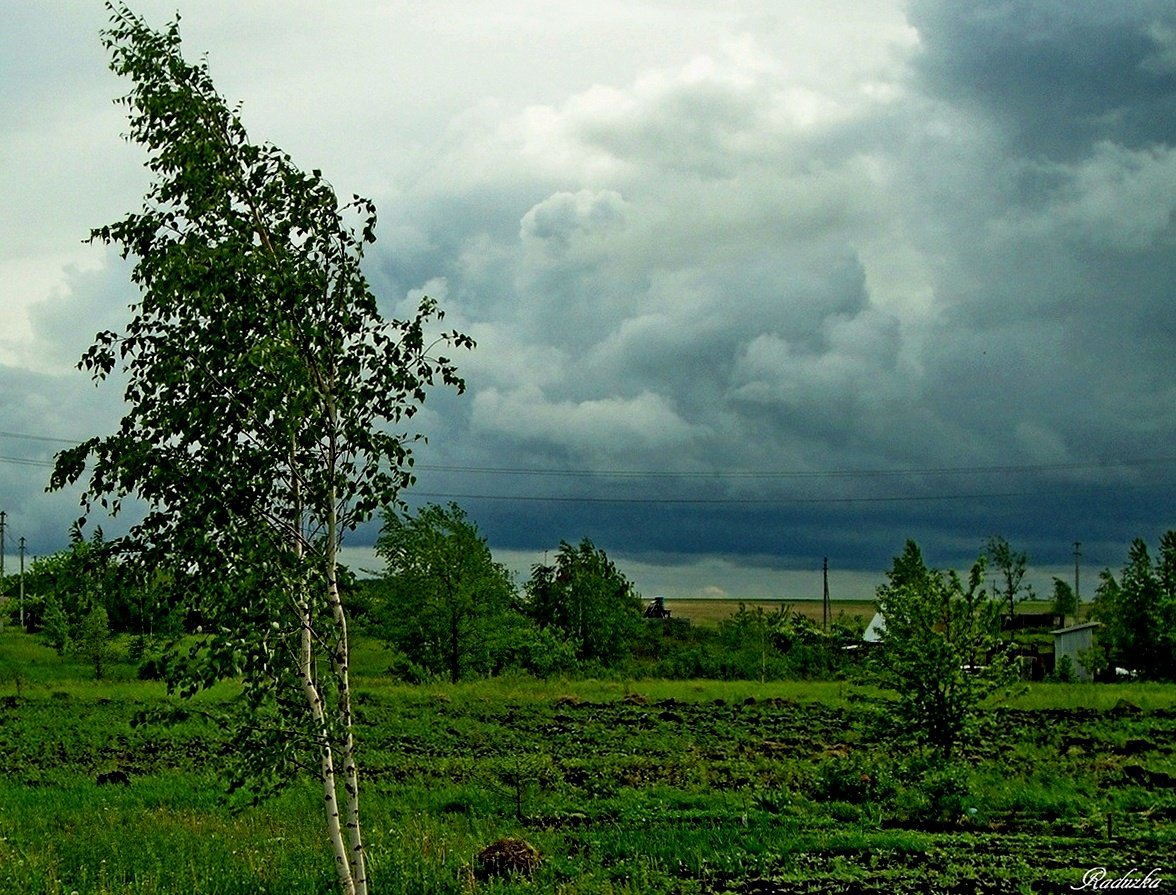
[[660, 598, 1068, 628], [2, 629, 1174, 894], [662, 598, 876, 627]]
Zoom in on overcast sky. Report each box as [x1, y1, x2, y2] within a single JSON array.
[[2, 1, 1174, 600]]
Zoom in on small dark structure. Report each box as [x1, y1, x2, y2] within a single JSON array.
[[1004, 612, 1063, 631], [644, 596, 672, 619], [1013, 643, 1048, 681]]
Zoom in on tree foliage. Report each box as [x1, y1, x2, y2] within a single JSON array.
[[524, 539, 644, 666], [15, 526, 181, 640], [1050, 577, 1078, 625], [13, 526, 110, 633], [79, 605, 113, 681], [875, 541, 1015, 758], [1091, 532, 1176, 680], [375, 503, 515, 683], [984, 535, 1030, 627], [48, 6, 471, 893]]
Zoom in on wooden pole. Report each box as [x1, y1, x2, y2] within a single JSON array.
[[822, 557, 830, 632]]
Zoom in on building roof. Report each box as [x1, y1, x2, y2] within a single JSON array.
[[863, 612, 886, 643], [1051, 621, 1101, 636]]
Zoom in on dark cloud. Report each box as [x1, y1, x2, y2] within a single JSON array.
[[910, 0, 1176, 159], [5, 1, 1174, 598]]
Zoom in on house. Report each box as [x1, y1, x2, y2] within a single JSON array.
[[1051, 621, 1101, 681]]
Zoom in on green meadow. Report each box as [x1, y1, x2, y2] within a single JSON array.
[[1, 628, 1174, 895]]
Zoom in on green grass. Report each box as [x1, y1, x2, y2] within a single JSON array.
[[1, 629, 1174, 894], [999, 680, 1176, 710]]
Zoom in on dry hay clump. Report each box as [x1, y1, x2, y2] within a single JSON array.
[[474, 837, 541, 881]]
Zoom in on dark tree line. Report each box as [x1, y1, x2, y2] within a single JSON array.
[[374, 504, 642, 680], [1092, 531, 1176, 680], [13, 521, 1176, 688]]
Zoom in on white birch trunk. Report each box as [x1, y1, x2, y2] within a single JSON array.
[[320, 397, 368, 895], [293, 442, 357, 895], [326, 510, 367, 895], [300, 593, 356, 895]]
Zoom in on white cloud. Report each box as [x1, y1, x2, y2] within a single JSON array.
[[992, 142, 1176, 252], [470, 386, 703, 453]]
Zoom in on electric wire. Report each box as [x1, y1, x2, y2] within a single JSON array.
[[2, 428, 1174, 506]]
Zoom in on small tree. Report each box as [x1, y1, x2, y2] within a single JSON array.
[[79, 605, 113, 681], [984, 535, 1029, 630], [41, 594, 71, 655], [49, 7, 471, 894], [375, 503, 515, 683], [1050, 577, 1078, 626], [524, 539, 644, 666], [14, 526, 117, 634], [875, 540, 1015, 758]]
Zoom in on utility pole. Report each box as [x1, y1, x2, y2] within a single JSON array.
[[19, 537, 26, 630], [0, 510, 6, 584], [1073, 542, 1082, 604], [822, 557, 830, 633]]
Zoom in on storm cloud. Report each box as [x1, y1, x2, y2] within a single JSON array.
[[2, 1, 1173, 599]]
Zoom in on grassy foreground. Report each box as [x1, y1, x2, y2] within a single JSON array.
[[1, 630, 1174, 894]]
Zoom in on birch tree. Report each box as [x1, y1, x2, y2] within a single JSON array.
[[50, 6, 471, 893]]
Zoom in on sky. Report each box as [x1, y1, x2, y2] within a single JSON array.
[[2, 1, 1174, 601]]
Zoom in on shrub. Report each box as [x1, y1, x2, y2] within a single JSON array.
[[895, 756, 974, 825], [874, 540, 1017, 758]]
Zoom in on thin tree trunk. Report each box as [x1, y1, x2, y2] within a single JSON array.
[[300, 595, 355, 895], [323, 399, 367, 895], [293, 439, 357, 895], [326, 530, 367, 895]]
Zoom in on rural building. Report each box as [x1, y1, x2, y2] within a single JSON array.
[[863, 612, 885, 644], [1004, 611, 1063, 631], [644, 596, 672, 619], [1051, 621, 1100, 681]]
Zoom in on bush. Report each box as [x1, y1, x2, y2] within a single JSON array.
[[1050, 654, 1075, 683], [895, 756, 974, 825], [810, 751, 895, 804], [137, 656, 165, 681], [41, 595, 71, 654], [384, 650, 431, 684], [488, 617, 577, 679]]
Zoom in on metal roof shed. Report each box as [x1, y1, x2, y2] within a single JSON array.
[[1051, 621, 1101, 681]]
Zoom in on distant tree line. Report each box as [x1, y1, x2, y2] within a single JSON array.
[[1090, 532, 1176, 680], [6, 511, 1175, 688]]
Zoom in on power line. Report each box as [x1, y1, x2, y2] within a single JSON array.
[[3, 426, 1175, 511], [0, 455, 56, 468], [411, 481, 1176, 507], [415, 456, 1176, 480], [0, 430, 81, 445], [2, 426, 1173, 481]]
